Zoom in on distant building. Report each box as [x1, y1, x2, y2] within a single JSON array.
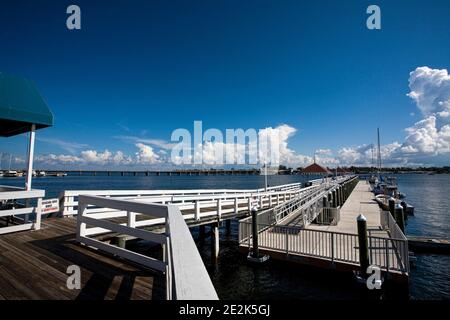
[[301, 159, 332, 175]]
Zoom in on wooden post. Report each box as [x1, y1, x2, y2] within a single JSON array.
[[400, 201, 408, 221], [332, 190, 337, 208], [322, 195, 328, 208], [199, 225, 206, 241], [34, 197, 42, 230], [395, 204, 405, 233], [357, 214, 369, 274], [25, 124, 36, 191], [127, 211, 136, 228], [211, 223, 220, 263], [388, 198, 396, 216], [225, 219, 231, 235], [195, 201, 200, 221], [336, 187, 341, 207], [217, 198, 222, 220], [117, 236, 127, 249], [251, 207, 259, 259]]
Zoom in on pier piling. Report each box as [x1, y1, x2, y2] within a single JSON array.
[[332, 190, 337, 208], [357, 214, 369, 275], [322, 195, 328, 208], [225, 219, 231, 235], [199, 225, 206, 241], [389, 198, 396, 216], [247, 207, 270, 263], [211, 223, 220, 263], [400, 201, 409, 221], [252, 208, 259, 259], [395, 204, 405, 233]]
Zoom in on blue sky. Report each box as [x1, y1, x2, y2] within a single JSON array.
[[1, 0, 450, 169]]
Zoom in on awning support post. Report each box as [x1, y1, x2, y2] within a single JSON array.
[[25, 124, 36, 191]]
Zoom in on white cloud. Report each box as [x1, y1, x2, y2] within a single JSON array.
[[115, 135, 175, 150], [407, 66, 450, 118], [81, 150, 113, 164], [258, 124, 298, 165], [37, 137, 88, 154], [36, 145, 159, 167], [315, 148, 332, 155], [36, 154, 82, 165], [135, 143, 160, 164], [402, 67, 450, 158], [338, 146, 364, 165]]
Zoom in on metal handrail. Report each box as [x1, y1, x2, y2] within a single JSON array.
[[238, 221, 409, 273]]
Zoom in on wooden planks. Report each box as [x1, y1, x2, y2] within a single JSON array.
[[0, 217, 165, 300]]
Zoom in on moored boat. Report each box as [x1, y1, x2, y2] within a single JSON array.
[[3, 170, 24, 177]]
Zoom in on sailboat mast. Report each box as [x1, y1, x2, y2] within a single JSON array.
[[371, 144, 374, 171], [377, 128, 382, 174]]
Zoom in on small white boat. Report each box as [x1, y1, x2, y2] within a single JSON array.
[[260, 165, 279, 175], [3, 170, 24, 177], [36, 171, 46, 177]]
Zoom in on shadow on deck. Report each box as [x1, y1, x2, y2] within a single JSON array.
[[0, 217, 165, 300]]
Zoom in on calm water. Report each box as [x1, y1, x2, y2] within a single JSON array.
[[1, 173, 449, 299]]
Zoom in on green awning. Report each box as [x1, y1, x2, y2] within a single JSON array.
[[0, 73, 54, 137]]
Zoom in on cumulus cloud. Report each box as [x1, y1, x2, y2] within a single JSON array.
[[81, 150, 113, 164], [333, 142, 405, 167], [35, 144, 159, 168], [338, 146, 366, 165], [36, 154, 82, 165], [135, 143, 160, 164], [401, 116, 450, 155], [407, 66, 450, 118], [401, 67, 450, 158], [258, 124, 299, 165]]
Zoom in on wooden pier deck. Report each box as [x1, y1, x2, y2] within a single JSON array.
[[0, 217, 165, 300]]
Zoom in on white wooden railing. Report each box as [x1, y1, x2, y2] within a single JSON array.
[[0, 185, 44, 234], [60, 182, 303, 216], [76, 195, 218, 300], [70, 186, 319, 232]]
